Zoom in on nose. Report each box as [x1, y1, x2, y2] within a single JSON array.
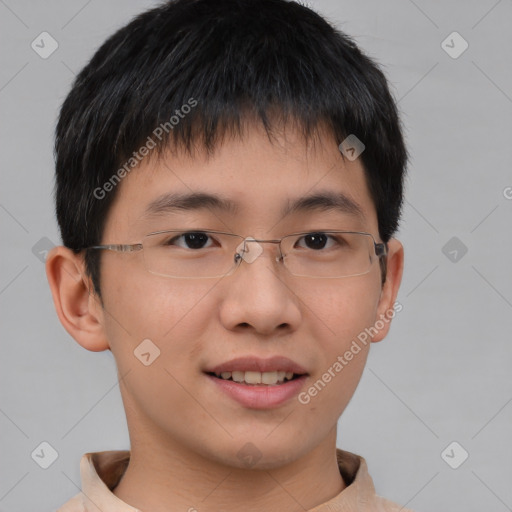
[[218, 239, 302, 336], [234, 237, 282, 265]]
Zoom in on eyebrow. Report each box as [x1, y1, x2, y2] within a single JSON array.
[[142, 192, 239, 218], [281, 191, 365, 220], [142, 190, 365, 220]]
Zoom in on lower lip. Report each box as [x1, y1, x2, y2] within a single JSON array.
[[206, 374, 308, 409]]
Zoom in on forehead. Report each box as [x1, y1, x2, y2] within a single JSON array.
[[103, 122, 378, 237]]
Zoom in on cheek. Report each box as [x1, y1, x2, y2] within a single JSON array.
[[99, 270, 218, 431], [301, 274, 381, 349], [101, 285, 222, 449], [295, 276, 380, 420], [103, 260, 214, 339]]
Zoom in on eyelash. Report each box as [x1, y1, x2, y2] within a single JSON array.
[[163, 231, 343, 251]]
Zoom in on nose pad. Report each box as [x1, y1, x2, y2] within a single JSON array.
[[235, 237, 264, 263]]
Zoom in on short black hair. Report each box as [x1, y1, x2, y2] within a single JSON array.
[[54, 0, 408, 298]]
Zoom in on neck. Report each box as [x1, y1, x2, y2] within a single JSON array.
[[113, 426, 345, 512]]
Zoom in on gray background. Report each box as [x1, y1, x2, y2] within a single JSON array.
[[1, 1, 511, 511]]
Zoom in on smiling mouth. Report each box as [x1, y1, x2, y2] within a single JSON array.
[[207, 370, 304, 386]]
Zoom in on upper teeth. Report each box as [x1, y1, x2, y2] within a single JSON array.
[[217, 371, 295, 385]]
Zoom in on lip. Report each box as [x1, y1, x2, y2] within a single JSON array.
[[206, 373, 308, 409], [206, 356, 308, 375], [204, 356, 309, 410]]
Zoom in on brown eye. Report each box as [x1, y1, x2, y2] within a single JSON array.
[[296, 232, 339, 250], [303, 233, 328, 250], [164, 232, 213, 249]]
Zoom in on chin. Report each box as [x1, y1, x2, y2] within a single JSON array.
[[209, 438, 307, 471]]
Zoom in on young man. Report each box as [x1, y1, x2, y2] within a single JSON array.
[[46, 0, 410, 510]]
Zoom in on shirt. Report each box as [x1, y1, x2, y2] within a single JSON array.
[[56, 449, 414, 511]]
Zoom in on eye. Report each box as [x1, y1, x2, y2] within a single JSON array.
[[164, 232, 216, 250], [296, 232, 337, 250]]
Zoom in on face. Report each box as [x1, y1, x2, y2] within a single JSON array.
[[81, 122, 402, 469]]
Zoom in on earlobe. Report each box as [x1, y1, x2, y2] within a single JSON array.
[[372, 238, 404, 343], [45, 246, 110, 352]]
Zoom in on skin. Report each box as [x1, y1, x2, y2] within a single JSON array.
[[46, 121, 403, 512]]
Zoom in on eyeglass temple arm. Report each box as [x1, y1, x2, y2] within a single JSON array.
[[88, 244, 143, 253], [375, 242, 387, 257]]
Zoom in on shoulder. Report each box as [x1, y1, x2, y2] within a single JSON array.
[[375, 494, 415, 511], [56, 492, 86, 512], [335, 448, 416, 512]]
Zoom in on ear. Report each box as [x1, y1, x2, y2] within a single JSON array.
[[45, 246, 110, 352], [371, 238, 404, 343]]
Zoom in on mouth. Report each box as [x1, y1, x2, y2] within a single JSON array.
[[203, 356, 309, 409], [206, 370, 304, 386]]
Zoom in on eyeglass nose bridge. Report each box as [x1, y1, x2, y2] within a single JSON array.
[[234, 237, 283, 265]]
